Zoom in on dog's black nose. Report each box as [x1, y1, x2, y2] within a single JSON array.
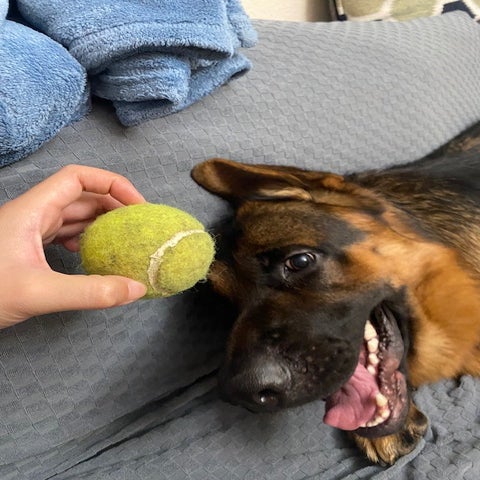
[[220, 354, 291, 411]]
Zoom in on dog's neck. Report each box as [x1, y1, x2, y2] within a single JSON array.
[[349, 156, 480, 277]]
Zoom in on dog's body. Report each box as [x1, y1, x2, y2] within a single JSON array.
[[191, 129, 480, 465]]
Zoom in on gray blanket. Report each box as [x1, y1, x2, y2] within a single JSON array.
[[1, 14, 480, 479], [40, 376, 480, 479]]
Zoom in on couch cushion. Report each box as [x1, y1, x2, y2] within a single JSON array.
[[331, 0, 480, 21]]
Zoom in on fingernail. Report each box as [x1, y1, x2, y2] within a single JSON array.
[[127, 280, 148, 300]]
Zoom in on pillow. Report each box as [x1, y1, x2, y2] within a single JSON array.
[[331, 0, 480, 22]]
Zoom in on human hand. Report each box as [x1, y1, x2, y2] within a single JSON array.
[[0, 164, 148, 328]]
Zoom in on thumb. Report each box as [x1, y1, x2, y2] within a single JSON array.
[[28, 272, 148, 316]]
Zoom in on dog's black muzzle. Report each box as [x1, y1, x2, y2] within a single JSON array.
[[219, 352, 292, 411]]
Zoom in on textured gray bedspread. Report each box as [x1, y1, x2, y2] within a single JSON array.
[[1, 14, 480, 479], [44, 376, 480, 479]]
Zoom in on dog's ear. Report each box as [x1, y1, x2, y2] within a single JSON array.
[[192, 158, 384, 213], [192, 158, 343, 202]]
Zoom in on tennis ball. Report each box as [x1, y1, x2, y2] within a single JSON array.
[[79, 203, 215, 298]]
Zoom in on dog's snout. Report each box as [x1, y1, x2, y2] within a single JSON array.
[[220, 354, 291, 411]]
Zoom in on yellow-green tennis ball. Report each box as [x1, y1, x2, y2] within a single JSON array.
[[79, 203, 215, 298]]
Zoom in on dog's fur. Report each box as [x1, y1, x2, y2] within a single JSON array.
[[191, 125, 480, 465]]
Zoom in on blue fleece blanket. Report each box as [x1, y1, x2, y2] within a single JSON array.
[[0, 0, 6, 21], [16, 0, 256, 126], [0, 0, 88, 167]]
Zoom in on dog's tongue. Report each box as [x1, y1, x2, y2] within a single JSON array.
[[323, 362, 379, 431]]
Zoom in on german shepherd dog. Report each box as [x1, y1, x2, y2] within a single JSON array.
[[191, 126, 480, 465]]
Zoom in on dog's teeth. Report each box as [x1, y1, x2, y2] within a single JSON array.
[[375, 393, 388, 407], [362, 394, 392, 430], [368, 353, 380, 366], [367, 338, 379, 353], [366, 410, 391, 428], [362, 321, 394, 431], [380, 408, 390, 420], [364, 320, 377, 341]]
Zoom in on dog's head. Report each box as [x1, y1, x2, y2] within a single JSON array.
[[192, 158, 442, 439]]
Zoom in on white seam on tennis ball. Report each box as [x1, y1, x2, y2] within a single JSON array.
[[147, 229, 205, 293]]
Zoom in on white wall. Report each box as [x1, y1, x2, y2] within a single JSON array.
[[242, 0, 330, 21]]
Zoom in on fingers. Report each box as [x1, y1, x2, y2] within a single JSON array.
[[0, 267, 148, 328], [19, 165, 146, 213], [49, 221, 91, 250], [20, 271, 148, 318], [59, 191, 126, 224], [48, 191, 140, 248], [7, 165, 146, 248], [49, 190, 133, 246], [58, 236, 82, 252]]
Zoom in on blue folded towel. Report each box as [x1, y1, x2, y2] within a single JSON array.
[[114, 53, 252, 126], [17, 0, 257, 126], [0, 3, 89, 167]]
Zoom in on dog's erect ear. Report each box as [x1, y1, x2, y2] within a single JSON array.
[[192, 158, 384, 212]]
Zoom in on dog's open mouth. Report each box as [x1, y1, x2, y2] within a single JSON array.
[[323, 304, 408, 437]]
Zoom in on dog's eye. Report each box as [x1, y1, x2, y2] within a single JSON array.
[[285, 253, 316, 272]]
